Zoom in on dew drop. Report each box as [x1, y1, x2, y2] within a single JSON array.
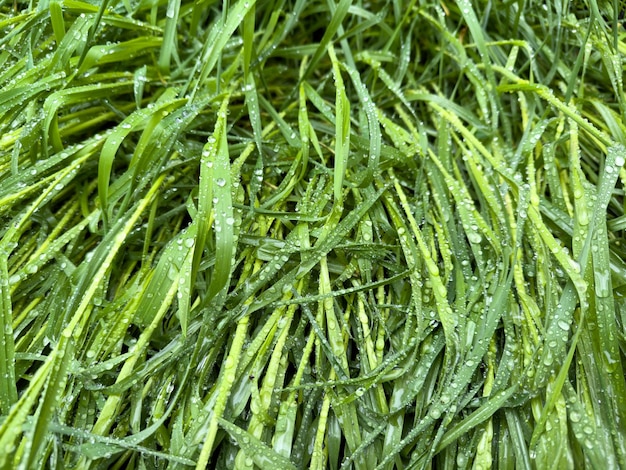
[[467, 232, 482, 244]]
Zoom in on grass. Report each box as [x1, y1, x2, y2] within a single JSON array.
[[1, 0, 626, 468]]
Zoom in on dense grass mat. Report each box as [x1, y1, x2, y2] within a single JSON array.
[[1, 0, 626, 468]]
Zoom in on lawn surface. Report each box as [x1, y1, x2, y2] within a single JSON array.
[[1, 0, 626, 468]]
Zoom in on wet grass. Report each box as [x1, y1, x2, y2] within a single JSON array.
[[1, 0, 626, 468]]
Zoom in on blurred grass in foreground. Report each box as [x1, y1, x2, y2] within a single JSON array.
[[1, 0, 626, 468]]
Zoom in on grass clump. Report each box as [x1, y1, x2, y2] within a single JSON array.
[[1, 0, 626, 468]]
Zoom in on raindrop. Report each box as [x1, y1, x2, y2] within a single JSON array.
[[543, 352, 554, 366], [430, 408, 441, 419], [467, 232, 482, 244], [557, 320, 570, 331]]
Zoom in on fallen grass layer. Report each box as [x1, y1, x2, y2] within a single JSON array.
[[1, 0, 626, 468]]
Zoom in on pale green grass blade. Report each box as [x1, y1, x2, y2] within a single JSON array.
[[187, 0, 256, 98], [328, 45, 350, 203], [0, 255, 17, 414], [158, 0, 180, 74], [219, 418, 297, 469], [49, 1, 65, 45], [300, 0, 351, 83], [205, 99, 236, 303], [343, 59, 381, 188]]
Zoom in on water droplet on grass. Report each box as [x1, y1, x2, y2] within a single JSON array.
[[467, 232, 482, 244]]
